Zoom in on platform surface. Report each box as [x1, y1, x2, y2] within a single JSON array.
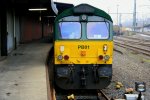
[[0, 42, 51, 100]]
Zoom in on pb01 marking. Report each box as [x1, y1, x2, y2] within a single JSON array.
[[78, 45, 89, 49]]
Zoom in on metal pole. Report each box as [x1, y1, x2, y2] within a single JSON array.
[[119, 13, 122, 35], [137, 92, 142, 100], [119, 13, 122, 26], [133, 0, 136, 31], [117, 5, 119, 26]]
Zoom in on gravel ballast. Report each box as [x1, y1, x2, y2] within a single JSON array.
[[103, 46, 150, 99]]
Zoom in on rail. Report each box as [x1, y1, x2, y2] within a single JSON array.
[[114, 41, 150, 56], [97, 90, 110, 100], [114, 36, 150, 56]]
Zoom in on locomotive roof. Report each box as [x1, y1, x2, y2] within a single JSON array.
[[55, 4, 113, 22]]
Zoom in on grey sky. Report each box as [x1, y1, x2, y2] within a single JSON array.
[[53, 0, 150, 25]]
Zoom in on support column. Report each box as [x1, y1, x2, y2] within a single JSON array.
[[41, 20, 44, 38], [0, 4, 7, 56], [13, 9, 17, 50]]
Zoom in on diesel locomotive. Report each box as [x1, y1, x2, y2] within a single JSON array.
[[53, 4, 113, 91]]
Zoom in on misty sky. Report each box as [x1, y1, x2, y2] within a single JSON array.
[[53, 0, 150, 25]]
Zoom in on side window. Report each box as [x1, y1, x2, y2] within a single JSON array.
[[59, 22, 81, 39], [87, 22, 109, 39]]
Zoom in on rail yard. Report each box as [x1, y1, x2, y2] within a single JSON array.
[[104, 33, 150, 99], [0, 33, 149, 100], [47, 32, 150, 100], [0, 0, 150, 100]]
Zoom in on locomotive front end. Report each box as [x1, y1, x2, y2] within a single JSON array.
[[54, 4, 113, 90]]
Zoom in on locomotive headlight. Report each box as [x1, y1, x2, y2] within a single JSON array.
[[57, 55, 63, 60], [60, 45, 64, 52], [103, 55, 110, 61], [103, 44, 108, 51], [82, 15, 87, 20]]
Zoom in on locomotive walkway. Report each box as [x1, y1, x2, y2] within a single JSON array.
[[0, 41, 51, 100]]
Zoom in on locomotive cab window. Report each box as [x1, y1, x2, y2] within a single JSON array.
[[87, 22, 109, 39], [59, 22, 81, 39]]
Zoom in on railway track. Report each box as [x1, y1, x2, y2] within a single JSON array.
[[114, 36, 150, 46], [114, 40, 150, 56], [55, 90, 110, 100], [136, 32, 150, 36]]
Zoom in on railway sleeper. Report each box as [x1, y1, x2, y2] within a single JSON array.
[[55, 90, 109, 100], [56, 94, 104, 100]]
